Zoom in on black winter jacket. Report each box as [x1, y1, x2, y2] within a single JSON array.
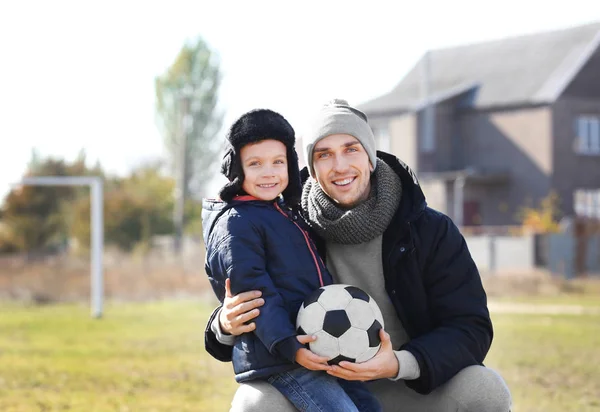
[[204, 152, 493, 394]]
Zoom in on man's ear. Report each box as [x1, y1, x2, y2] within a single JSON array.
[[369, 161, 374, 172]]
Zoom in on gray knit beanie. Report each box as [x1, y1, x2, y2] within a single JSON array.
[[304, 99, 377, 177]]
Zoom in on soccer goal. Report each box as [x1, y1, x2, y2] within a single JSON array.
[[11, 176, 104, 318]]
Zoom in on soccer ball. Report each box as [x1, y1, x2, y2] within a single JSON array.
[[296, 284, 385, 365]]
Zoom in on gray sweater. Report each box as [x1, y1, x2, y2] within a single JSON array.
[[325, 235, 420, 381]]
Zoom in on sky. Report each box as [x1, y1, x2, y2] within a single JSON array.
[[0, 0, 598, 199]]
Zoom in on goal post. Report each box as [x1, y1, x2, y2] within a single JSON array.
[[13, 176, 104, 318]]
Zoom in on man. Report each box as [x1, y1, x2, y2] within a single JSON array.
[[205, 99, 512, 411]]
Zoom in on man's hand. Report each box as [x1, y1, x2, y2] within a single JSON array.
[[219, 278, 264, 336], [295, 335, 331, 372], [327, 329, 398, 381]]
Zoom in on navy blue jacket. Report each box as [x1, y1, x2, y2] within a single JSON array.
[[202, 196, 332, 382], [204, 152, 493, 394]]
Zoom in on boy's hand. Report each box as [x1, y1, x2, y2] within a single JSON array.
[[295, 335, 331, 371]]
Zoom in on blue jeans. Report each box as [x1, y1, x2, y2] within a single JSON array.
[[267, 368, 382, 412]]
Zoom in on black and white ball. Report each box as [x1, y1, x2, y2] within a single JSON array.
[[296, 284, 384, 365]]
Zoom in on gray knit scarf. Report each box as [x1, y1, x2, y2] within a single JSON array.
[[301, 159, 402, 244]]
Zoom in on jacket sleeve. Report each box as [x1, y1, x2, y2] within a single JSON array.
[[401, 211, 493, 394], [204, 305, 234, 362], [207, 215, 302, 362]]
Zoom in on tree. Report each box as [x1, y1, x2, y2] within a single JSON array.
[[71, 162, 176, 252], [155, 36, 224, 251], [0, 153, 91, 252], [0, 153, 181, 254]]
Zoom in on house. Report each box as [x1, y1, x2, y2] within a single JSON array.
[[359, 22, 600, 227]]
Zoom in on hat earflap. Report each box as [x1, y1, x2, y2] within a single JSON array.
[[281, 146, 302, 207], [218, 175, 244, 202], [218, 147, 245, 202]]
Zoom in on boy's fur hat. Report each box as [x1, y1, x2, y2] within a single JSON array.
[[219, 109, 301, 205]]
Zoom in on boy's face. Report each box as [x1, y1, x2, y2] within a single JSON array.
[[240, 139, 289, 201]]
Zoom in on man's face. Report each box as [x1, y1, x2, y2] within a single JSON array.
[[312, 134, 373, 208]]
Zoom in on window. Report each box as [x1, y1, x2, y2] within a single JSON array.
[[575, 116, 600, 155], [420, 106, 436, 153], [574, 189, 600, 218], [373, 125, 391, 152]]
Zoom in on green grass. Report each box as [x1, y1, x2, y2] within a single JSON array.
[[0, 301, 237, 412], [1, 299, 599, 411], [493, 294, 600, 308], [485, 309, 600, 412]]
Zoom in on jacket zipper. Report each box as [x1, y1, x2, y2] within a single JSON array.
[[274, 203, 325, 287]]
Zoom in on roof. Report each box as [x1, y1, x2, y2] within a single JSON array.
[[360, 21, 600, 115]]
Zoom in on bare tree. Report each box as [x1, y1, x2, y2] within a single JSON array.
[[155, 37, 224, 250]]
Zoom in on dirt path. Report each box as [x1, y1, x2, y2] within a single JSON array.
[[488, 301, 600, 315]]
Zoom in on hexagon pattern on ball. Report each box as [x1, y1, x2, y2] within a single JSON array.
[[311, 330, 339, 359], [296, 284, 385, 364], [296, 299, 326, 335], [338, 327, 370, 359], [355, 345, 380, 364], [368, 297, 384, 326], [317, 284, 353, 310], [345, 298, 375, 330]]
